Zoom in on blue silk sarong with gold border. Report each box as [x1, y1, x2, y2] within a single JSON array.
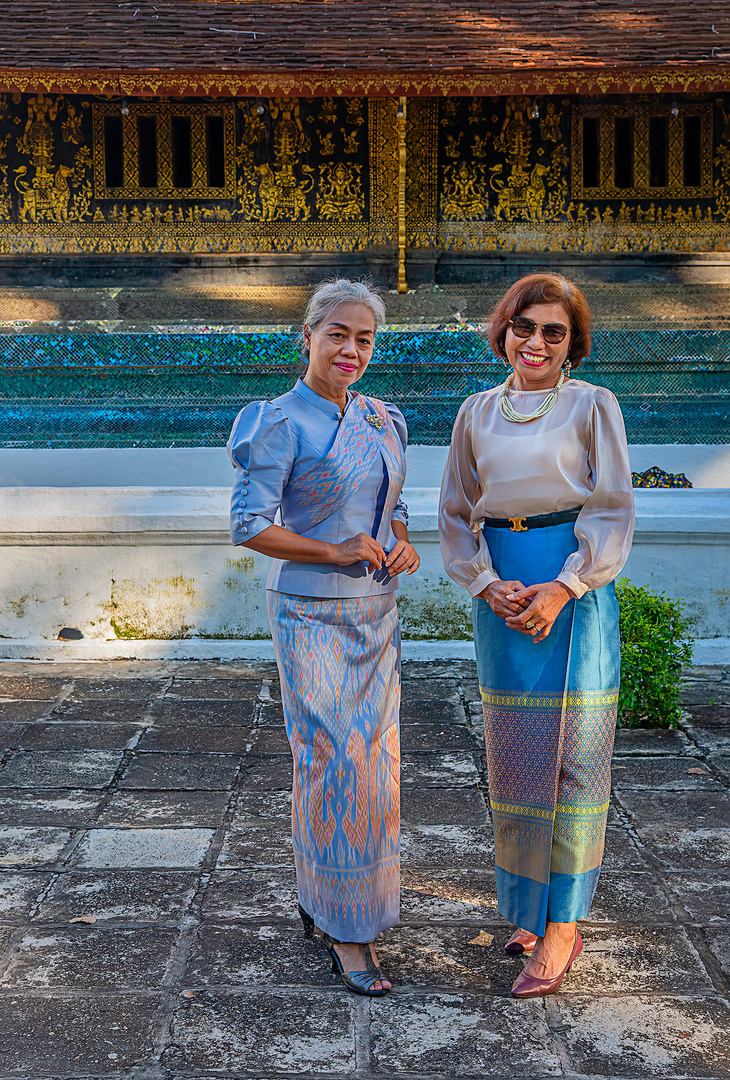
[[472, 520, 619, 938]]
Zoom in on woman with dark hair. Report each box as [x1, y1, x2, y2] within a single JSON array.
[[227, 277, 419, 997], [439, 273, 634, 998]]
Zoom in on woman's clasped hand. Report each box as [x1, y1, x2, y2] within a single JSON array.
[[329, 532, 420, 576], [481, 578, 574, 642]]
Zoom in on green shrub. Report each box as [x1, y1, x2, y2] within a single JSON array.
[[616, 578, 694, 729]]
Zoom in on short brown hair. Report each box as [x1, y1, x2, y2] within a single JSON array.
[[488, 273, 593, 369]]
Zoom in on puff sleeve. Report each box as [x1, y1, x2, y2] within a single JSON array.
[[386, 402, 409, 526], [226, 401, 295, 546], [438, 397, 498, 596], [555, 388, 635, 598]]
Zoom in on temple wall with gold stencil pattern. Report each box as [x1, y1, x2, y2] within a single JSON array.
[[1, 90, 730, 256]]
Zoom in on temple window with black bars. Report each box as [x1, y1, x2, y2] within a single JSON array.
[[572, 98, 712, 199], [93, 102, 235, 199]]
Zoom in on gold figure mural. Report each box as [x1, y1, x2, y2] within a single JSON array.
[[0, 91, 727, 255]]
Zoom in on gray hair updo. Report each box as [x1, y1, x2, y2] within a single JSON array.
[[300, 276, 386, 363]]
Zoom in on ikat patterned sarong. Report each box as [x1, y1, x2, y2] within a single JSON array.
[[472, 521, 620, 937], [267, 590, 401, 941]]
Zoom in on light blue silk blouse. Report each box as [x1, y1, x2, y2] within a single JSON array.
[[227, 378, 409, 598]]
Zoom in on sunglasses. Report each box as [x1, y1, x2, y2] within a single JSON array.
[[509, 316, 572, 345]]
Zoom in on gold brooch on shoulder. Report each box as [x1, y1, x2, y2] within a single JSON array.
[[365, 414, 384, 431]]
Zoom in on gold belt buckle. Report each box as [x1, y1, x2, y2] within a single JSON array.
[[508, 516, 528, 532]]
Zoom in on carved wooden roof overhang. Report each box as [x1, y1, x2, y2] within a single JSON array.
[[1, 0, 730, 98]]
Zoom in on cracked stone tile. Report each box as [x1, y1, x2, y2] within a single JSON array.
[[664, 873, 730, 924], [0, 872, 52, 920], [158, 698, 257, 725], [400, 698, 466, 725], [119, 751, 240, 790], [256, 702, 286, 728], [601, 827, 648, 870], [400, 723, 475, 752], [637, 827, 730, 870], [705, 930, 730, 981], [68, 678, 162, 701], [377, 924, 523, 992], [0, 749, 123, 789], [183, 924, 333, 988], [0, 701, 55, 723], [0, 724, 30, 753], [401, 868, 500, 922], [0, 677, 65, 700], [202, 869, 298, 921], [402, 786, 489, 826], [231, 789, 292, 825], [98, 790, 230, 828], [0, 992, 159, 1073], [613, 728, 699, 756], [401, 752, 480, 787], [680, 673, 730, 706], [588, 872, 675, 923], [137, 724, 252, 753], [49, 700, 150, 724], [401, 824, 494, 869], [35, 869, 199, 922], [18, 722, 143, 750], [610, 756, 722, 791], [371, 992, 560, 1076], [165, 990, 356, 1073], [71, 827, 215, 869], [167, 679, 263, 700], [552, 994, 730, 1077], [250, 727, 291, 754], [0, 789, 103, 826], [0, 827, 70, 867], [400, 679, 461, 702], [216, 826, 294, 869], [402, 661, 477, 681], [564, 925, 714, 994], [683, 706, 730, 755], [2, 926, 178, 988], [239, 755, 293, 791], [709, 754, 730, 778], [617, 789, 730, 828]]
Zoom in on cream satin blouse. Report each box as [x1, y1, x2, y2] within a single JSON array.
[[438, 378, 635, 599]]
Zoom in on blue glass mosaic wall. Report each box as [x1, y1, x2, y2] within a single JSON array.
[[1, 329, 728, 447]]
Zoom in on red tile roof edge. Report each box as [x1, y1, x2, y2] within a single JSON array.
[[2, 65, 729, 99]]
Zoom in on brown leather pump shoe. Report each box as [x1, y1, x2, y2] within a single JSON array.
[[511, 930, 583, 998], [504, 929, 538, 955]]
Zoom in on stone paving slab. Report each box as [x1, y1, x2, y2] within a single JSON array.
[[164, 990, 357, 1074], [0, 749, 123, 789], [17, 721, 144, 750], [0, 660, 727, 1080], [0, 789, 104, 825], [370, 993, 561, 1076], [98, 789, 230, 827], [0, 872, 51, 921], [71, 827, 216, 868], [34, 869, 199, 923], [119, 750, 241, 791], [664, 872, 730, 925], [2, 925, 178, 988], [0, 992, 160, 1074], [137, 723, 252, 753], [550, 995, 730, 1078], [0, 826, 71, 866]]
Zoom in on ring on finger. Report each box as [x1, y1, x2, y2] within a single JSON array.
[[525, 621, 535, 629]]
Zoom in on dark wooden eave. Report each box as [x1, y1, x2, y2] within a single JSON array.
[[2, 0, 730, 96]]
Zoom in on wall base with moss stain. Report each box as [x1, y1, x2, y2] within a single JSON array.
[[0, 486, 726, 648]]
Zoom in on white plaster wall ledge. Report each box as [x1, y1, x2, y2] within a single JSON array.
[[0, 487, 727, 546]]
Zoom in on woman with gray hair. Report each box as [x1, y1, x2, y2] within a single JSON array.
[[227, 277, 419, 996]]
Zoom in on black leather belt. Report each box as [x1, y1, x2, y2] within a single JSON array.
[[482, 506, 582, 532]]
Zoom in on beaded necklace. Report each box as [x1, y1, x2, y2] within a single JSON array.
[[498, 364, 570, 424]]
